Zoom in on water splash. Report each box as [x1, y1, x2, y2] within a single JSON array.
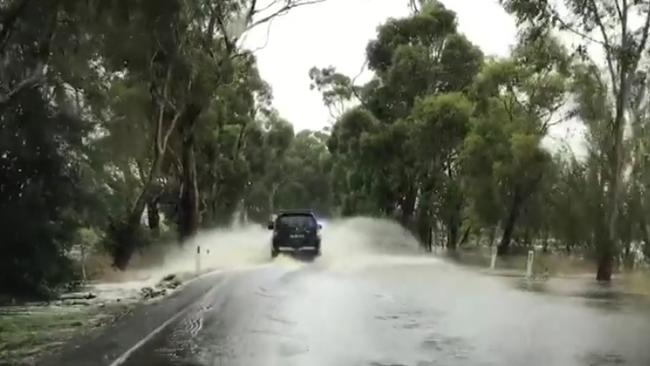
[[98, 217, 430, 287]]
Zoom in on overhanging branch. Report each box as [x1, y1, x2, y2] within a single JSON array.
[[245, 0, 327, 31], [0, 62, 46, 107], [588, 0, 620, 97]]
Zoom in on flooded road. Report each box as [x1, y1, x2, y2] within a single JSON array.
[[112, 258, 649, 366], [43, 219, 650, 366]]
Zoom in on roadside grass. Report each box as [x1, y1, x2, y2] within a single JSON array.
[[0, 304, 129, 366], [0, 267, 193, 366]]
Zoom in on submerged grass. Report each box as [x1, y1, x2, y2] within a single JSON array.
[[446, 248, 650, 298], [0, 304, 130, 366]]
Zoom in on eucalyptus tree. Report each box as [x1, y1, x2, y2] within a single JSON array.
[[502, 0, 650, 281]]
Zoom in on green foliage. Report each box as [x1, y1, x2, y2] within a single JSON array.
[[0, 0, 337, 295], [0, 0, 109, 296], [0, 88, 86, 297], [322, 2, 484, 244], [410, 92, 472, 156], [502, 0, 650, 279]]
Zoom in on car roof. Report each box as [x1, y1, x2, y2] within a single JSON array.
[[276, 209, 316, 216]]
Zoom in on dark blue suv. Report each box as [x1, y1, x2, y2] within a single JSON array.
[[268, 210, 322, 258]]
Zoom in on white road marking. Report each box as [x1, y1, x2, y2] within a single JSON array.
[[108, 271, 229, 366], [108, 303, 190, 366]]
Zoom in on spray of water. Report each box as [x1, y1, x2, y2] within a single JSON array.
[[98, 216, 430, 289], [315, 217, 432, 271], [320, 217, 421, 256]]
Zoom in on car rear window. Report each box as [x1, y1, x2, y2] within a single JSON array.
[[277, 214, 317, 229]]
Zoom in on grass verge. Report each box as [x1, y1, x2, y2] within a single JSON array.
[[0, 303, 131, 366]]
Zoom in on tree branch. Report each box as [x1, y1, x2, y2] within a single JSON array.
[[246, 0, 327, 31], [204, 5, 216, 48], [540, 109, 575, 134], [0, 62, 45, 107], [155, 102, 164, 153], [167, 144, 183, 175], [588, 0, 620, 97], [250, 0, 281, 18], [214, 4, 235, 53], [162, 109, 182, 152], [549, 8, 607, 47], [154, 64, 173, 153], [246, 16, 274, 54], [634, 2, 650, 62], [614, 0, 624, 23], [409, 0, 421, 14], [349, 58, 370, 108], [135, 159, 149, 187], [246, 0, 259, 24]]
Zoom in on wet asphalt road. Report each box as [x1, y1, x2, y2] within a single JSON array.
[[95, 254, 650, 366]]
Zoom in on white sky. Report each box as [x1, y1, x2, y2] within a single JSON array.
[[245, 0, 517, 131]]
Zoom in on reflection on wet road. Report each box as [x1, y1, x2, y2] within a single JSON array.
[[119, 256, 650, 366]]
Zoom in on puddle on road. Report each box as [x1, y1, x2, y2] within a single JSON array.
[[582, 352, 626, 365], [277, 340, 310, 357]]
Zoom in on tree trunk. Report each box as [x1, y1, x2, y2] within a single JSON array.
[[596, 254, 614, 281], [458, 225, 471, 247], [622, 241, 634, 270], [178, 105, 202, 242], [523, 229, 531, 248], [400, 188, 416, 228], [488, 226, 496, 247], [416, 213, 432, 252], [111, 63, 184, 269], [599, 63, 629, 281], [447, 217, 458, 251], [112, 152, 164, 270], [498, 188, 523, 256], [80, 245, 86, 283], [639, 219, 650, 260], [147, 197, 160, 233], [178, 139, 199, 241], [432, 221, 439, 248], [269, 183, 279, 215], [446, 200, 463, 250]]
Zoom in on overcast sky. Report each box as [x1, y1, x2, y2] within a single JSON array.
[[244, 0, 516, 131]]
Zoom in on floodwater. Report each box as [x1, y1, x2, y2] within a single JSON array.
[[54, 218, 650, 366]]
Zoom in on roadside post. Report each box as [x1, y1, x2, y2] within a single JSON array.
[[526, 249, 535, 279], [490, 245, 497, 270]]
